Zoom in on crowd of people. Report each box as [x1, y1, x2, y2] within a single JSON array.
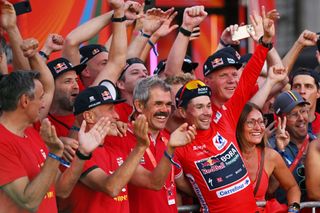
[[1, 0, 320, 212]]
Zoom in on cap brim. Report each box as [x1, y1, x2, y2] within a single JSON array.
[[282, 101, 310, 114], [182, 62, 199, 73], [204, 63, 242, 76], [72, 63, 87, 74]]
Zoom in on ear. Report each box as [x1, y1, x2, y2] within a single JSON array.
[[81, 68, 91, 78], [19, 94, 30, 109], [317, 88, 320, 99], [116, 80, 125, 90], [133, 99, 144, 113], [177, 107, 187, 119], [83, 111, 95, 124]]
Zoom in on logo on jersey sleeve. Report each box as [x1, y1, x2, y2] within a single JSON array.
[[195, 143, 247, 191], [212, 132, 227, 150]]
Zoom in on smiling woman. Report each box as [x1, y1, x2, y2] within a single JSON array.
[[236, 102, 301, 212]]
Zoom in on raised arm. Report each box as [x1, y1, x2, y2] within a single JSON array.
[[163, 6, 207, 77], [0, 1, 30, 70], [282, 30, 318, 73], [39, 34, 64, 62], [81, 114, 149, 197], [130, 123, 196, 190], [305, 139, 320, 200], [91, 0, 127, 85], [62, 11, 113, 65], [20, 38, 55, 121]]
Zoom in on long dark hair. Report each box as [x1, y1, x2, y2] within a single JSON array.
[[236, 102, 267, 152]]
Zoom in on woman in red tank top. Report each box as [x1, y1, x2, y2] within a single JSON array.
[[236, 103, 300, 212]]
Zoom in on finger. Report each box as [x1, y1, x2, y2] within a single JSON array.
[[261, 6, 266, 19], [79, 120, 87, 134], [63, 151, 73, 162]]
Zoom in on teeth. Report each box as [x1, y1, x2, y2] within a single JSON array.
[[251, 133, 261, 136]]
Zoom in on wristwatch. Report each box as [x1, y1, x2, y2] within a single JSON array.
[[258, 36, 273, 50]]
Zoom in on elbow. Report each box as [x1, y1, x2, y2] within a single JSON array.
[[22, 202, 40, 213], [149, 180, 164, 191], [64, 35, 78, 48], [104, 185, 122, 198]]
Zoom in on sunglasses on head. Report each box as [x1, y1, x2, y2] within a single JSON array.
[[178, 80, 207, 107]]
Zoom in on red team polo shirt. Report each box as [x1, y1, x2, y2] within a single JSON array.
[[68, 136, 129, 213], [115, 102, 133, 123], [0, 125, 57, 213]]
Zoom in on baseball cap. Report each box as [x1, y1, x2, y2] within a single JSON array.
[[203, 47, 242, 76], [80, 44, 108, 64], [239, 53, 252, 64], [153, 55, 199, 75], [120, 58, 146, 79], [47, 57, 86, 79], [290, 68, 320, 88], [73, 80, 125, 115], [175, 80, 211, 108], [273, 90, 310, 116]]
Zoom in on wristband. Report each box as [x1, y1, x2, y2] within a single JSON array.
[[70, 125, 80, 132], [179, 27, 192, 37], [147, 40, 159, 56], [139, 30, 151, 39], [258, 36, 273, 50], [76, 149, 92, 160], [219, 38, 230, 47], [111, 14, 126, 22], [48, 152, 70, 168], [39, 51, 49, 60], [288, 202, 300, 213], [164, 150, 181, 169]]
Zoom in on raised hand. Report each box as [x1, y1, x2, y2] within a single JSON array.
[[20, 38, 39, 58], [267, 65, 288, 85], [40, 118, 64, 156], [261, 6, 278, 42], [109, 0, 125, 11], [41, 34, 64, 55], [77, 117, 110, 156], [0, 1, 16, 30], [153, 8, 178, 39], [275, 116, 290, 151], [133, 114, 150, 148], [168, 123, 197, 148], [297, 30, 318, 47], [220, 24, 241, 46], [125, 1, 143, 20], [182, 5, 208, 31], [142, 8, 169, 35]]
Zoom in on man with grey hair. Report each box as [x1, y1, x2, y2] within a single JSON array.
[[113, 76, 196, 213]]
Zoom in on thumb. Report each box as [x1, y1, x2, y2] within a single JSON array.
[[179, 123, 189, 131]]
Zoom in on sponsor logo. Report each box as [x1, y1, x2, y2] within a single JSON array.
[[89, 96, 95, 102], [216, 177, 250, 198], [193, 144, 207, 151], [227, 58, 235, 64], [213, 111, 222, 123], [116, 157, 123, 166], [213, 132, 227, 150]]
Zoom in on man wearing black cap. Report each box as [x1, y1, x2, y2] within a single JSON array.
[[115, 57, 148, 122], [173, 80, 258, 212], [270, 90, 313, 206], [47, 57, 86, 137], [67, 83, 151, 213], [79, 44, 109, 88], [290, 68, 320, 136]]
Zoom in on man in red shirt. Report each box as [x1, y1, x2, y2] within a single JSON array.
[[174, 80, 257, 212], [47, 57, 86, 137], [115, 57, 148, 122], [0, 71, 109, 213]]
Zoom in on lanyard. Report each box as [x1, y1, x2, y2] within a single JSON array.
[[289, 135, 309, 172]]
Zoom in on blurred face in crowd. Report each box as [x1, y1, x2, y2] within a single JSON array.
[[83, 52, 109, 83], [285, 104, 309, 142], [118, 63, 148, 94], [53, 71, 79, 112], [291, 75, 320, 111], [26, 80, 45, 123], [204, 66, 239, 107], [89, 103, 119, 133], [242, 108, 266, 146], [137, 87, 172, 135], [182, 96, 212, 130]]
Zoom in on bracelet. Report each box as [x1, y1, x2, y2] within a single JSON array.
[[76, 149, 92, 160], [164, 150, 181, 169], [147, 40, 159, 56], [111, 14, 126, 22], [258, 36, 273, 50], [39, 51, 49, 60], [139, 30, 151, 39], [288, 202, 300, 213], [219, 38, 230, 47], [48, 152, 71, 168], [179, 27, 192, 37], [70, 125, 80, 132]]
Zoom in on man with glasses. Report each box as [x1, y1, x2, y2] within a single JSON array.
[[270, 90, 315, 204]]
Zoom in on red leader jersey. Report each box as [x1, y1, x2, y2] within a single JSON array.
[[0, 125, 57, 213], [68, 137, 129, 213], [121, 127, 178, 213], [311, 112, 320, 136]]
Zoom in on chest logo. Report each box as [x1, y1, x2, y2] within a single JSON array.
[[213, 132, 227, 150]]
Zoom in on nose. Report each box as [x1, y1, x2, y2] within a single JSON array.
[[73, 79, 79, 90]]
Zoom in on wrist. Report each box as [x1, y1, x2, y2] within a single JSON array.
[[166, 145, 175, 155], [261, 35, 273, 44], [76, 149, 92, 160], [259, 36, 273, 50], [48, 152, 71, 168], [181, 24, 193, 32], [40, 47, 52, 56]]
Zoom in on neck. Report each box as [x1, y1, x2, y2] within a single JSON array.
[[0, 112, 31, 137], [241, 141, 257, 158], [120, 91, 133, 106], [308, 105, 316, 122], [149, 129, 160, 142], [291, 136, 307, 149], [211, 97, 225, 109], [50, 102, 72, 116], [165, 116, 184, 133]]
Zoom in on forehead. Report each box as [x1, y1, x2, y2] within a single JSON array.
[[188, 95, 211, 106], [247, 108, 263, 119], [55, 70, 77, 81], [292, 74, 316, 85], [148, 87, 171, 102], [88, 52, 108, 64], [206, 66, 237, 78], [125, 63, 147, 73], [290, 103, 306, 112]]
